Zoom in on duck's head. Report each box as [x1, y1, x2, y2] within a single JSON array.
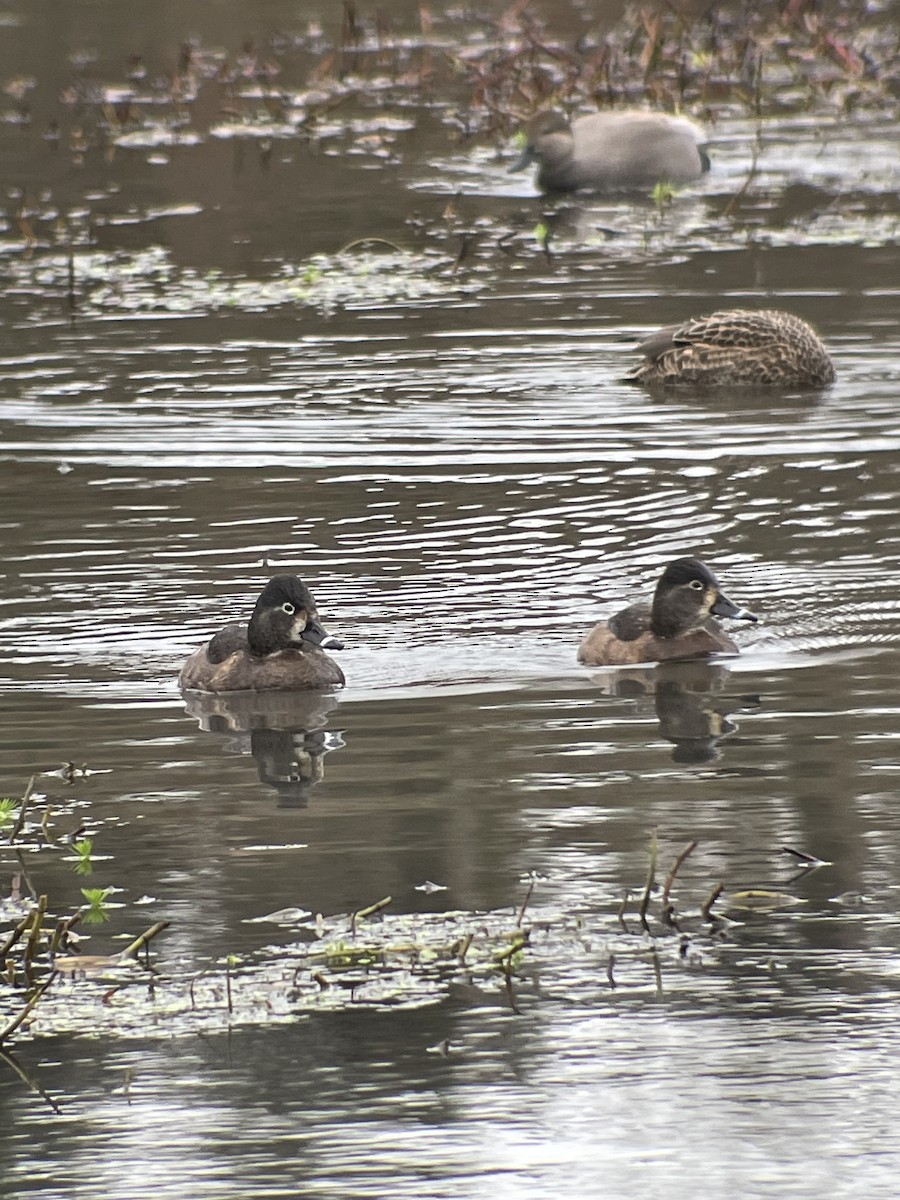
[[508, 110, 571, 173], [247, 575, 344, 657], [651, 558, 757, 639]]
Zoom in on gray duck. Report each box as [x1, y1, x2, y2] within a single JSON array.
[[509, 109, 709, 193]]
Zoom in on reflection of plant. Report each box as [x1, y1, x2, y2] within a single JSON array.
[[0, 798, 17, 828], [80, 887, 114, 924], [72, 837, 94, 876]]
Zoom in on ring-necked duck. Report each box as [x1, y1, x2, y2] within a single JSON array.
[[509, 109, 709, 193], [179, 575, 345, 693], [627, 308, 835, 387], [578, 558, 757, 666]]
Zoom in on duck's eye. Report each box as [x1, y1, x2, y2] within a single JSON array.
[[281, 602, 296, 615], [688, 580, 704, 591]]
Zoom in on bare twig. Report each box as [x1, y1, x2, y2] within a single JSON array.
[[662, 840, 698, 904], [701, 882, 724, 921], [638, 829, 659, 929], [0, 972, 57, 1044], [0, 913, 33, 960], [516, 877, 536, 928], [0, 1045, 62, 1114], [8, 777, 36, 843], [120, 921, 170, 960], [781, 845, 818, 864], [351, 896, 391, 936]]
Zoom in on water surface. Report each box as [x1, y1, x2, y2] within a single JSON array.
[[2, 1, 900, 1196]]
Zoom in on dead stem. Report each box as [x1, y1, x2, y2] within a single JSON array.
[[0, 912, 34, 961], [650, 947, 663, 996], [701, 882, 724, 921], [661, 839, 698, 904], [0, 1045, 62, 1114], [8, 777, 36, 844], [516, 877, 536, 928], [120, 920, 171, 960], [351, 895, 392, 936], [0, 972, 57, 1045], [23, 895, 47, 979], [638, 829, 659, 929], [49, 911, 82, 957]]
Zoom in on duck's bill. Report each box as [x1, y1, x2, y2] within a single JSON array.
[[507, 145, 535, 174], [301, 618, 345, 651], [711, 593, 758, 624]]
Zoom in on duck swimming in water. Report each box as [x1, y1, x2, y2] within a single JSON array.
[[179, 575, 345, 693], [578, 558, 757, 667], [509, 109, 709, 193], [626, 309, 835, 388]]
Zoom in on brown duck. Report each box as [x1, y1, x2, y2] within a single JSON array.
[[627, 309, 835, 387], [179, 575, 345, 693], [578, 558, 757, 667]]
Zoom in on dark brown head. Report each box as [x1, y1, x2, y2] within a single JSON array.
[[650, 558, 757, 639], [247, 575, 344, 658]]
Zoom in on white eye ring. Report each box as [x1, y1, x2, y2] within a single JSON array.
[[281, 602, 296, 614], [689, 580, 704, 591]]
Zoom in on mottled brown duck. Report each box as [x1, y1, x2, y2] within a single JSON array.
[[627, 309, 835, 388]]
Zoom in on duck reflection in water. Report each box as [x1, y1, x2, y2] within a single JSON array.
[[602, 662, 761, 764], [183, 690, 344, 807]]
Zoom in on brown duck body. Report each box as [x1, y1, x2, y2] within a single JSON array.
[[510, 109, 709, 193], [179, 639, 345, 693], [578, 605, 740, 666], [578, 558, 756, 667], [627, 309, 835, 388], [179, 575, 345, 694]]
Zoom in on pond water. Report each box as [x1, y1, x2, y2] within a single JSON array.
[[2, 1, 900, 1197]]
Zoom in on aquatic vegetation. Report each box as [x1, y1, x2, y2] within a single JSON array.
[[0, 833, 833, 1044], [70, 837, 94, 876], [452, 0, 899, 141], [1, 244, 464, 317]]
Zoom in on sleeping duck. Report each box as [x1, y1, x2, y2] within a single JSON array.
[[578, 558, 757, 667], [626, 309, 835, 388], [179, 575, 345, 693]]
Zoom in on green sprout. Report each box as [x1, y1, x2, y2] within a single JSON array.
[[80, 886, 114, 924], [72, 836, 94, 876]]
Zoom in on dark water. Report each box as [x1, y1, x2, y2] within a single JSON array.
[[2, 2, 900, 1196]]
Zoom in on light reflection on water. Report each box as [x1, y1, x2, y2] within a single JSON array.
[[2, 10, 900, 1199], [3, 239, 900, 1193]]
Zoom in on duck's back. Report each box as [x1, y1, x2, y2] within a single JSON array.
[[630, 308, 835, 387], [179, 640, 345, 693], [568, 111, 707, 190], [578, 611, 739, 666]]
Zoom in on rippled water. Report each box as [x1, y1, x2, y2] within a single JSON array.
[[2, 1, 900, 1196]]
